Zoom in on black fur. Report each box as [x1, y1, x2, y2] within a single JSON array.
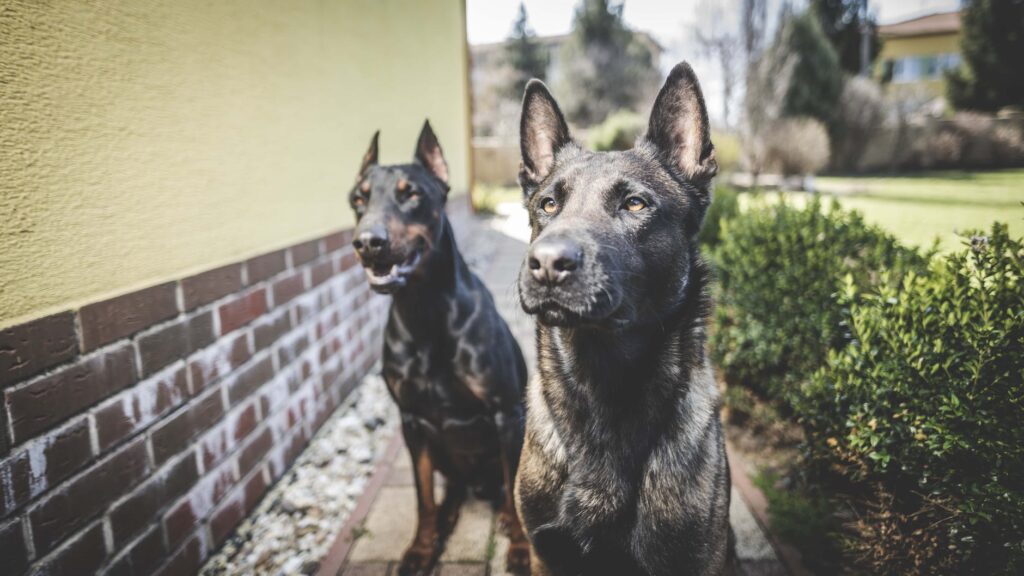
[[349, 122, 531, 576], [514, 63, 732, 576]]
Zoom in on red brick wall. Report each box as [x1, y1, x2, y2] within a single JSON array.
[[0, 227, 391, 575]]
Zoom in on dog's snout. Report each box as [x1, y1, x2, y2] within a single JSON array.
[[528, 237, 581, 286], [353, 226, 388, 258]]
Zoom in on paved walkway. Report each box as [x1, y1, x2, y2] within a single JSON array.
[[334, 209, 787, 576]]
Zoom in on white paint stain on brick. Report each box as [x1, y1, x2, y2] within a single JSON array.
[[187, 461, 235, 523], [260, 371, 291, 420], [191, 337, 241, 388], [119, 363, 186, 432], [0, 458, 17, 510], [26, 437, 49, 497], [200, 404, 250, 468]]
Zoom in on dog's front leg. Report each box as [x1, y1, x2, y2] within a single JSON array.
[[399, 416, 441, 576], [496, 408, 531, 574]]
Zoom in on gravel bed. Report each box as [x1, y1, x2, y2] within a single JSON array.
[[200, 374, 399, 575]]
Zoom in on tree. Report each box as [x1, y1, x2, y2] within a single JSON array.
[[742, 9, 843, 179], [812, 0, 881, 75], [742, 17, 797, 181], [693, 0, 742, 128], [742, 0, 768, 64], [558, 0, 661, 126], [780, 11, 844, 130], [504, 3, 548, 99], [947, 0, 1024, 112]]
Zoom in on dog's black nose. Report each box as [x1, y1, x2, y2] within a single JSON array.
[[528, 237, 580, 286], [353, 226, 388, 258]]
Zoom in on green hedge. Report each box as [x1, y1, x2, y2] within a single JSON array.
[[699, 185, 739, 249], [799, 223, 1024, 574], [710, 196, 930, 409]]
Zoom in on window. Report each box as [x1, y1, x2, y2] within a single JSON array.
[[888, 53, 961, 83]]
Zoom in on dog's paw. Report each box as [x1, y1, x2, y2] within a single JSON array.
[[505, 541, 532, 575], [398, 545, 437, 576]]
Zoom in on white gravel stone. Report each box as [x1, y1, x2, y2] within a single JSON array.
[[200, 373, 399, 575]]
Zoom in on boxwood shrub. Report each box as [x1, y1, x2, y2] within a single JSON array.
[[699, 184, 740, 249], [799, 223, 1024, 574], [710, 196, 930, 410]]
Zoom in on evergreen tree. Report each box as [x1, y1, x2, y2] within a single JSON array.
[[780, 12, 844, 129], [558, 0, 660, 126], [947, 0, 1024, 111], [812, 0, 881, 75], [504, 3, 548, 99]]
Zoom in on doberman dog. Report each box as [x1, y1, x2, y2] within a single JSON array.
[[348, 121, 531, 575], [513, 63, 733, 575]]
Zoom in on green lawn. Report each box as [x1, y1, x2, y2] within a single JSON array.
[[475, 171, 1024, 251], [471, 184, 522, 214], [746, 170, 1024, 251]]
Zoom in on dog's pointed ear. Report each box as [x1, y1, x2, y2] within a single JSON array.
[[359, 131, 379, 175], [645, 62, 717, 186], [414, 120, 449, 187], [520, 80, 571, 190]]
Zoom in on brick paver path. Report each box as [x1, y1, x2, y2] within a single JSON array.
[[335, 209, 787, 576]]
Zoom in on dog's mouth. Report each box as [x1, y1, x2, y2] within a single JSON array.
[[363, 250, 421, 294], [533, 302, 586, 327], [522, 294, 626, 329]]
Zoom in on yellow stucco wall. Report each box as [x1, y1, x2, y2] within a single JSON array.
[[875, 32, 962, 95], [879, 33, 961, 60], [0, 0, 471, 329]]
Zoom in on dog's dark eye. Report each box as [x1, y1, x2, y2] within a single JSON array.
[[541, 198, 558, 214], [623, 197, 647, 212]]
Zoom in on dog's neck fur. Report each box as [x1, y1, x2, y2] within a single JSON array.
[[536, 250, 713, 467], [389, 213, 472, 337]]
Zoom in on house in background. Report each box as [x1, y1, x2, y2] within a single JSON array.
[[877, 11, 962, 97]]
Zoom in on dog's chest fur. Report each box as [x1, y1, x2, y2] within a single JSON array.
[[517, 324, 730, 575], [382, 288, 493, 420]]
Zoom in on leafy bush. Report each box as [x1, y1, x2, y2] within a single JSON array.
[[587, 110, 645, 151], [699, 185, 739, 249], [762, 117, 831, 176], [711, 197, 929, 409], [799, 223, 1024, 574]]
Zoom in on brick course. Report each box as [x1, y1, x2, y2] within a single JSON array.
[[78, 282, 179, 352], [0, 209, 429, 574], [5, 345, 136, 443], [0, 312, 78, 390]]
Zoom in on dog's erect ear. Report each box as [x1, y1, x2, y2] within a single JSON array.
[[359, 131, 379, 175], [520, 80, 571, 190], [414, 120, 449, 187], [645, 62, 717, 186]]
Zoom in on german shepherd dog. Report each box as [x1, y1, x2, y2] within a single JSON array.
[[513, 63, 731, 575], [349, 122, 531, 575]]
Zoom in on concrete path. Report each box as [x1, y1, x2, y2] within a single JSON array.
[[334, 207, 787, 576]]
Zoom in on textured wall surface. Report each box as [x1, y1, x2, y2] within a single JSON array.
[[0, 0, 471, 328]]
